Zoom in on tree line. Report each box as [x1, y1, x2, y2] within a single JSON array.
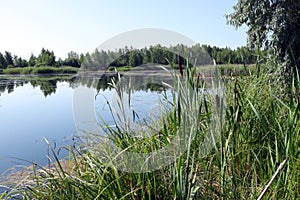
[[0, 48, 84, 69], [0, 44, 259, 70]]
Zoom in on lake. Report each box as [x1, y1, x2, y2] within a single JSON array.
[[0, 71, 173, 174]]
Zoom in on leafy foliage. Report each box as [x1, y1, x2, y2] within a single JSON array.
[[36, 48, 56, 67], [227, 0, 300, 68]]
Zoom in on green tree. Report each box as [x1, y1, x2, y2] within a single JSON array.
[[128, 50, 143, 67], [81, 52, 96, 70], [92, 49, 110, 70], [4, 51, 14, 67], [142, 47, 152, 64], [36, 48, 56, 66], [13, 56, 27, 68], [64, 51, 80, 67], [234, 46, 256, 64], [28, 54, 37, 66], [56, 58, 63, 67], [0, 52, 7, 69], [227, 0, 300, 68], [79, 53, 85, 65]]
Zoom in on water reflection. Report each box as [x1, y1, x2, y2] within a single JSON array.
[[0, 72, 173, 174], [0, 75, 76, 97], [75, 72, 173, 93], [0, 72, 172, 97]]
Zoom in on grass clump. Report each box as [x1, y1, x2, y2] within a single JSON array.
[[2, 66, 78, 75], [217, 63, 256, 76], [108, 66, 131, 72], [2, 67, 25, 74]]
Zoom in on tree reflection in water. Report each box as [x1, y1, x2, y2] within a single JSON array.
[[0, 72, 173, 97]]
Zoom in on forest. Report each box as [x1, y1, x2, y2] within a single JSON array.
[[0, 44, 259, 71]]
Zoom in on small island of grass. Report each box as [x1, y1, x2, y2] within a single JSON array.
[[1, 66, 78, 75]]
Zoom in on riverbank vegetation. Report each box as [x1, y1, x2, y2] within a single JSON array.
[[1, 60, 299, 199], [1, 66, 78, 75], [1, 0, 299, 199]]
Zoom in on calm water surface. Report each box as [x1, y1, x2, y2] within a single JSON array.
[[0, 73, 171, 174]]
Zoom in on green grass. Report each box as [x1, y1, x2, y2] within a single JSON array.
[[108, 66, 131, 72], [2, 66, 78, 75], [198, 64, 256, 77], [217, 63, 256, 76], [1, 62, 299, 199]]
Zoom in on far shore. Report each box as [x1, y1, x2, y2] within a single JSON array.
[[0, 66, 79, 75], [0, 64, 253, 80]]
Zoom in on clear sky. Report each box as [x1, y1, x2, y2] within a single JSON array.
[[0, 0, 247, 59]]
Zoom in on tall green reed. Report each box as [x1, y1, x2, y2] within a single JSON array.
[[1, 61, 299, 199]]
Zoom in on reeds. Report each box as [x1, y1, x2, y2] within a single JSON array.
[[1, 61, 299, 199]]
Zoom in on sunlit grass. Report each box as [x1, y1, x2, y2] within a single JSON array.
[[2, 66, 78, 75], [1, 62, 299, 199]]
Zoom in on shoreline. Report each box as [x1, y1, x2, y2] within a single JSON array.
[[0, 160, 75, 193]]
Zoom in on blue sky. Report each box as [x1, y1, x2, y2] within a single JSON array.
[[0, 0, 247, 59]]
